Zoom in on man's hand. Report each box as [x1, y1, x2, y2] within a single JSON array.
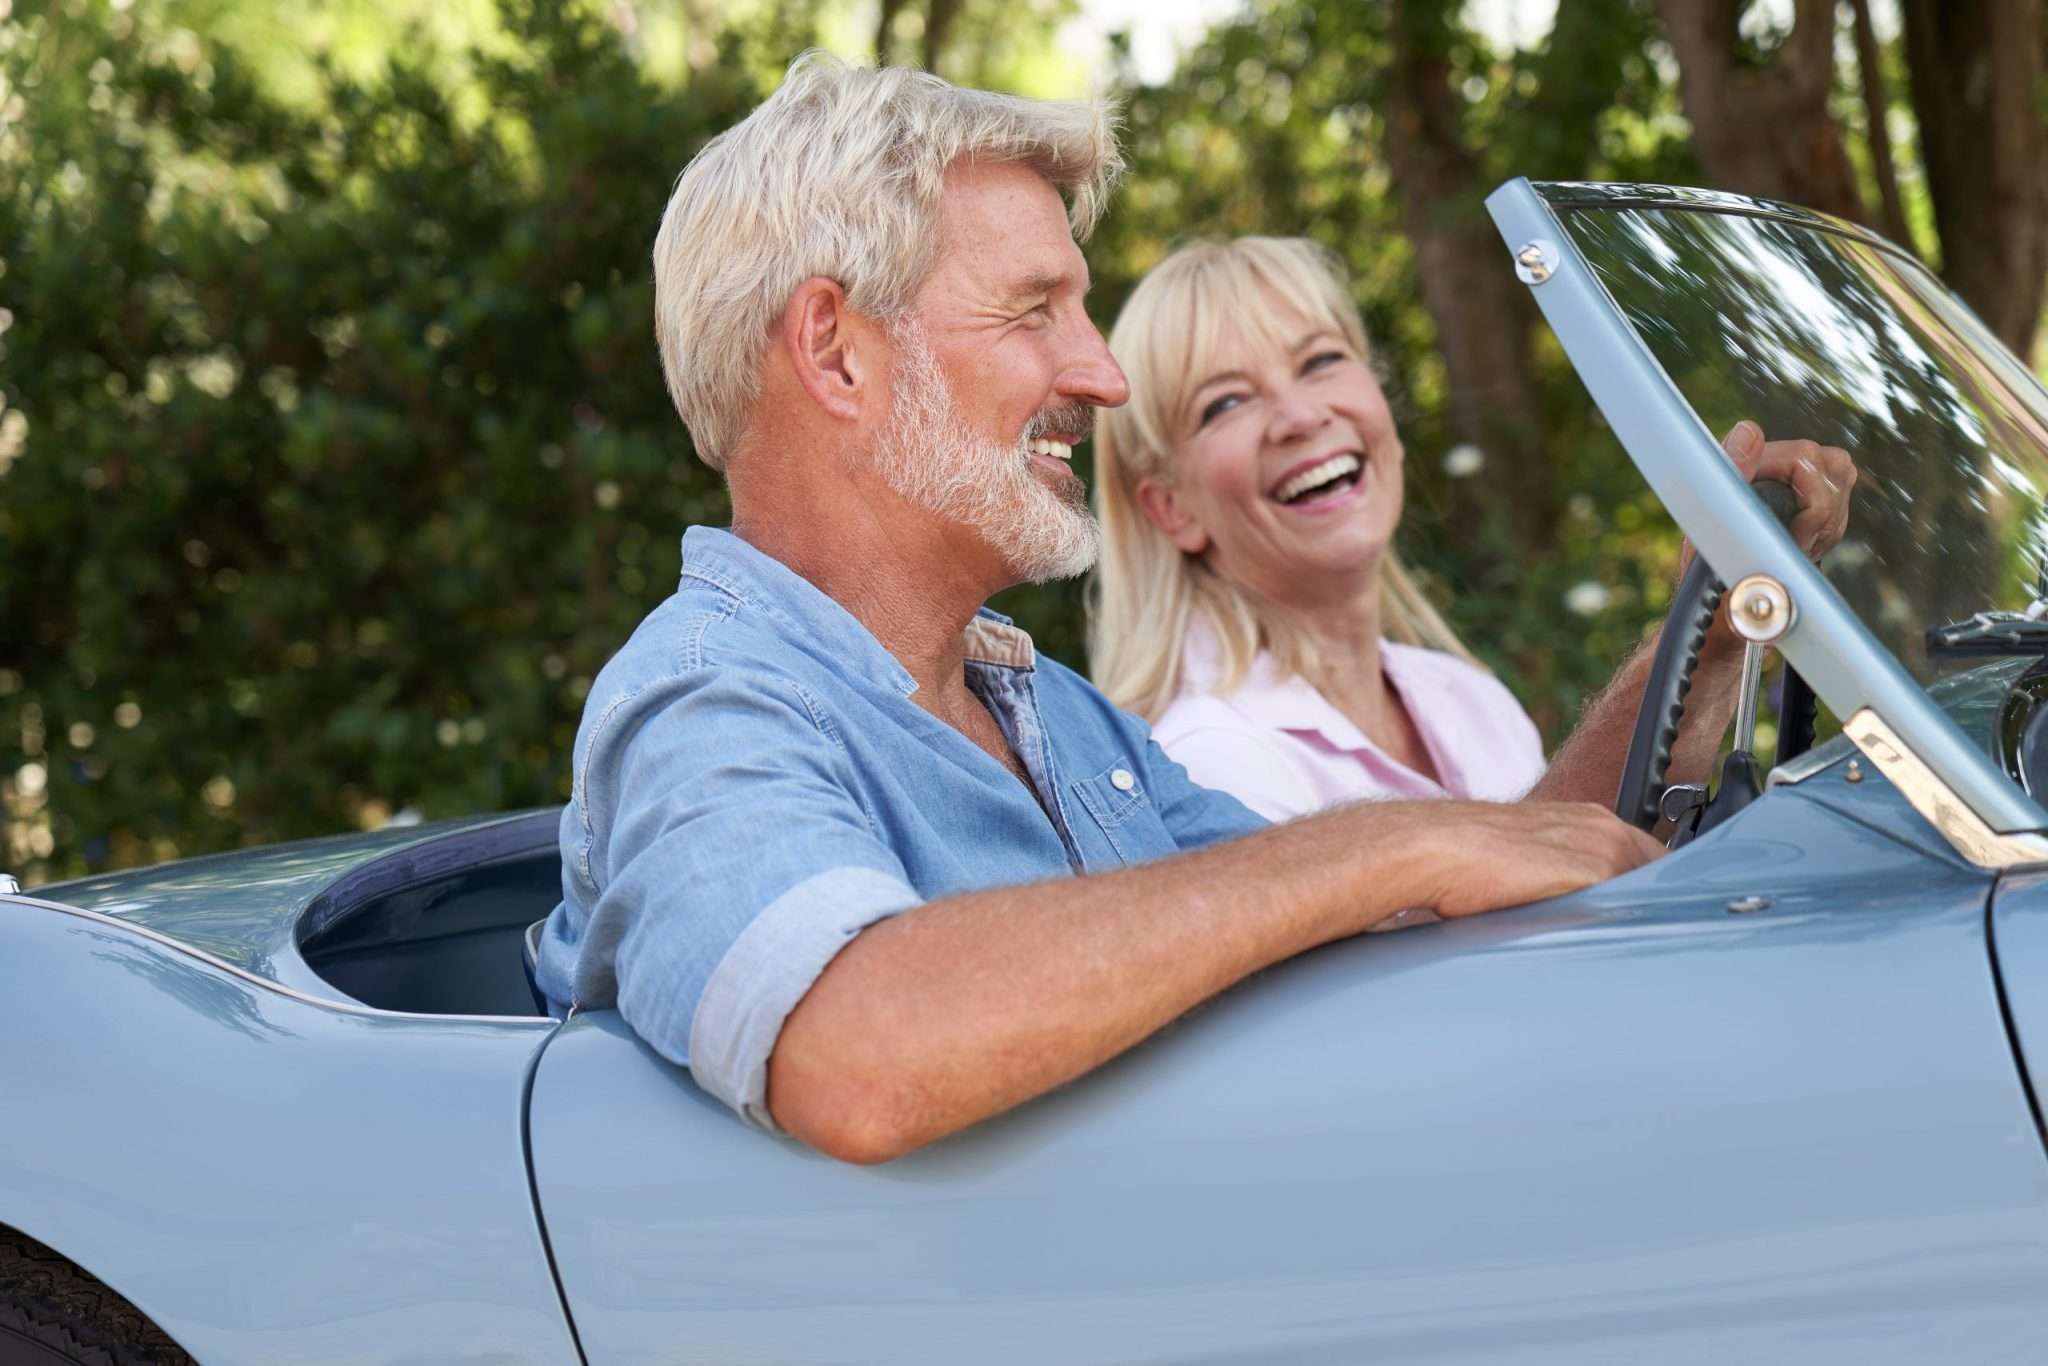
[[1416, 801, 1665, 919], [1713, 419, 1857, 561]]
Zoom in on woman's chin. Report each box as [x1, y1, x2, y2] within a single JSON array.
[[1287, 504, 1400, 574], [1231, 537, 1394, 608]]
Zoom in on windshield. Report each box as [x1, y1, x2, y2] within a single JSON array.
[[1550, 193, 2048, 690]]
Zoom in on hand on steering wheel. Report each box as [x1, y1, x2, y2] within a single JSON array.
[[1612, 420, 1856, 834]]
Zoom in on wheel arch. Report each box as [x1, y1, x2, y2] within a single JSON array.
[[0, 895, 580, 1365], [0, 1221, 196, 1363]]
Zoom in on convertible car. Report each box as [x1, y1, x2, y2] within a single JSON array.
[[9, 181, 2048, 1364]]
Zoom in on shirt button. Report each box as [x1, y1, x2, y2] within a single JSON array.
[[1110, 768, 1136, 792]]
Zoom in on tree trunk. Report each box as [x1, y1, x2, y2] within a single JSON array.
[[922, 0, 962, 73], [1382, 0, 1556, 552], [1898, 0, 2048, 357], [1848, 0, 1913, 251], [875, 0, 906, 65], [1655, 0, 1866, 223]]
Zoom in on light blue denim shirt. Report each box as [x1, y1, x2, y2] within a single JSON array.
[[537, 526, 1266, 1129]]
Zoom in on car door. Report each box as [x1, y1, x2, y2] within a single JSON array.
[[1989, 870, 2048, 1148], [525, 783, 2048, 1364]]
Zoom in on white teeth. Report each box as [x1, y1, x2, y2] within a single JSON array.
[[1273, 454, 1362, 503], [1028, 439, 1073, 461]]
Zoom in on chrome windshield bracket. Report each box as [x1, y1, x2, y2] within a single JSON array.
[[1514, 240, 1559, 284], [1729, 574, 1794, 645], [1843, 708, 2048, 869], [0, 874, 18, 896]]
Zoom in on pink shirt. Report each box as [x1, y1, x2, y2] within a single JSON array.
[[1152, 630, 1547, 822]]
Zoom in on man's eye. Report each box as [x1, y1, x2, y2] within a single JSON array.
[[1197, 393, 1241, 427]]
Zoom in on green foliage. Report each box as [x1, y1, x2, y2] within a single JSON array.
[[3, 0, 758, 878], [9, 0, 2036, 883]]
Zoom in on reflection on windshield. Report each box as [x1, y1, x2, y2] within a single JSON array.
[[1561, 204, 2048, 685]]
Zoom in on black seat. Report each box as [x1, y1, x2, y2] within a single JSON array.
[[522, 918, 553, 1017]]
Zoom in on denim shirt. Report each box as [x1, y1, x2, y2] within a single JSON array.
[[536, 527, 1265, 1129]]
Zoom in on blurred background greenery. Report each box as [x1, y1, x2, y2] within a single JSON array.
[[4, 0, 2046, 883]]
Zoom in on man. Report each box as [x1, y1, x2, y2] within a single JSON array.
[[536, 55, 1841, 1164]]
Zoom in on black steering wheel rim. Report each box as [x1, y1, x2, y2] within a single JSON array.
[[1614, 552, 1727, 829]]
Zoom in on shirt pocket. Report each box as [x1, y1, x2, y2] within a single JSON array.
[[1071, 758, 1179, 868]]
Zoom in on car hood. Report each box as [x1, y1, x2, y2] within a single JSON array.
[[25, 810, 558, 1004]]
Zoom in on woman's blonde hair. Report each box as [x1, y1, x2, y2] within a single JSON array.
[[653, 52, 1123, 468], [1088, 236, 1475, 720]]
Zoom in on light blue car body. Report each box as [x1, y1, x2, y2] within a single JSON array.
[[8, 182, 2048, 1363]]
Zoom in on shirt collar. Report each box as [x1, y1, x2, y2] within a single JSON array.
[[679, 526, 1035, 694], [1178, 615, 1386, 753]]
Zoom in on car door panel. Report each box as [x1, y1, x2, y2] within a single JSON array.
[[529, 785, 2048, 1363]]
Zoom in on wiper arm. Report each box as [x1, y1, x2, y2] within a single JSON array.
[[1926, 609, 2048, 658]]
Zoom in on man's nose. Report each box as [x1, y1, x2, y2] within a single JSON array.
[[1059, 318, 1130, 409]]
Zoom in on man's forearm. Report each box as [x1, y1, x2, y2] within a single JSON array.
[[768, 797, 1655, 1163], [768, 801, 1449, 1163]]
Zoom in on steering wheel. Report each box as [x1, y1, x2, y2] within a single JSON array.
[[1613, 481, 1818, 833]]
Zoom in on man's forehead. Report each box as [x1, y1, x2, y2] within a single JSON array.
[[930, 160, 1088, 297]]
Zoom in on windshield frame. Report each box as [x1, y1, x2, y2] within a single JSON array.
[[1485, 177, 2048, 851]]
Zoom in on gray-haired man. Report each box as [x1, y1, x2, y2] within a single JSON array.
[[535, 54, 1665, 1163]]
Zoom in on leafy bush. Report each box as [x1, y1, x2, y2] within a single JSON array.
[[4, 1, 760, 879]]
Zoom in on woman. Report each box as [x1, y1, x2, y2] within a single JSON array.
[[1089, 236, 1853, 822]]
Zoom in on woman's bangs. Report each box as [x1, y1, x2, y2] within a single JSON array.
[[1247, 244, 1364, 355], [1169, 248, 1356, 429]]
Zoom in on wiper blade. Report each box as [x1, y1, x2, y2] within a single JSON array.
[[1926, 610, 2048, 658]]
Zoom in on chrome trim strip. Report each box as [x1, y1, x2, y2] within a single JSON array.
[[1842, 708, 2048, 869], [1529, 181, 1909, 256], [0, 892, 555, 1027], [1523, 180, 1916, 258], [1732, 643, 1766, 754], [1767, 733, 1855, 788]]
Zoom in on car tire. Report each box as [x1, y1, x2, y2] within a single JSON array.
[[0, 1232, 193, 1365]]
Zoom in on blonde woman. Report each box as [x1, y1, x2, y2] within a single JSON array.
[[1089, 236, 1855, 822]]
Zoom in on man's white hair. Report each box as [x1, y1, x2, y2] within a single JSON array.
[[652, 52, 1124, 469]]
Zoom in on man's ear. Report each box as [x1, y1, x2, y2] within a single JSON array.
[[781, 277, 867, 421], [1135, 476, 1209, 555]]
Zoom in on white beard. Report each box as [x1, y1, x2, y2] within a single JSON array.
[[871, 320, 1100, 584]]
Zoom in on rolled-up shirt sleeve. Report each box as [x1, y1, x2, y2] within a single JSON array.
[[586, 669, 921, 1131]]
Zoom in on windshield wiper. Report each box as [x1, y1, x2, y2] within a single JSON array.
[[1926, 608, 2048, 658]]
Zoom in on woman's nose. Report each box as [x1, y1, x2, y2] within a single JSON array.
[[1265, 388, 1330, 444]]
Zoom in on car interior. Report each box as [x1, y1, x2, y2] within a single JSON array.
[[296, 811, 561, 1017]]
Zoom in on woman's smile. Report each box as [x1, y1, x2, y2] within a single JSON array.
[[1268, 450, 1372, 512]]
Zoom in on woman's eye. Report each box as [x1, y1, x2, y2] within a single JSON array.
[[1197, 393, 1241, 427], [1303, 350, 1346, 373]]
